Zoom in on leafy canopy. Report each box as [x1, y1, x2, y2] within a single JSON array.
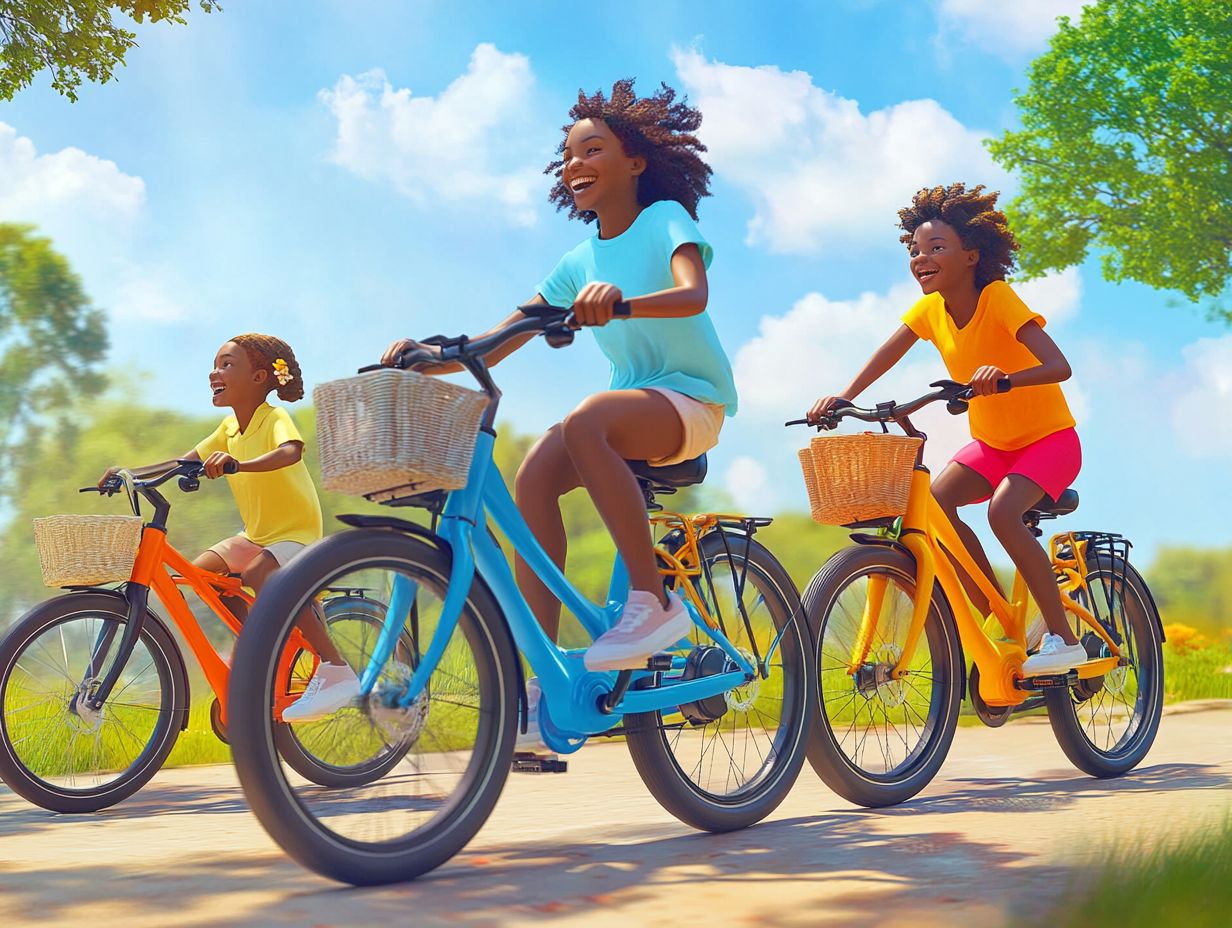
[[987, 0, 1232, 318], [0, 224, 108, 497], [0, 1, 220, 101]]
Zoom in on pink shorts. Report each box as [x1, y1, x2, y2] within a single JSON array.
[[951, 428, 1081, 503]]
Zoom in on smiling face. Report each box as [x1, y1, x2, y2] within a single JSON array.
[[560, 118, 645, 217], [909, 220, 979, 295], [209, 341, 268, 408]]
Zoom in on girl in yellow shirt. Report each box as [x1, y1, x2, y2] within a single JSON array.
[[99, 334, 354, 720], [808, 183, 1086, 676]]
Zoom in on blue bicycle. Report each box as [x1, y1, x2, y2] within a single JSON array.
[[227, 305, 815, 885]]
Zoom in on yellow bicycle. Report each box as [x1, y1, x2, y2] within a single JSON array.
[[791, 380, 1164, 807]]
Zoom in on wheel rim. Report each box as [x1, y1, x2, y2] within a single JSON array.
[[652, 553, 804, 804], [1063, 566, 1158, 758], [1, 610, 170, 794], [264, 557, 501, 849], [816, 563, 948, 780]]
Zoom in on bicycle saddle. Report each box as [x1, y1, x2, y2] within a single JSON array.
[[627, 454, 708, 489], [1030, 488, 1079, 516]]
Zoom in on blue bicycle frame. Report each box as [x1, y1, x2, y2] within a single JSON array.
[[356, 427, 762, 754]]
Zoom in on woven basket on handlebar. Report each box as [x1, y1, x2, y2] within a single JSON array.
[[799, 433, 923, 525], [314, 368, 489, 498], [32, 514, 143, 588]]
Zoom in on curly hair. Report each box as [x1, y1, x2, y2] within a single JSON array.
[[545, 79, 712, 223], [229, 333, 304, 402], [898, 183, 1019, 289]]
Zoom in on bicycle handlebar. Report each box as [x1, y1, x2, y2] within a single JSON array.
[[80, 458, 237, 496], [785, 377, 1011, 431], [357, 300, 633, 374]]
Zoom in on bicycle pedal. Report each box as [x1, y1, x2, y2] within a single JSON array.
[[511, 752, 568, 774], [646, 653, 674, 671], [1015, 670, 1077, 690]]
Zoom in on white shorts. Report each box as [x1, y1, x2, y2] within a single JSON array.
[[646, 388, 726, 466], [208, 535, 307, 573]]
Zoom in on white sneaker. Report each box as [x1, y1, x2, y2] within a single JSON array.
[[516, 677, 550, 751], [584, 591, 692, 672], [282, 662, 361, 722], [1021, 633, 1088, 676]]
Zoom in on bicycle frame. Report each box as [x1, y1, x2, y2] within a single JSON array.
[[851, 466, 1124, 707], [361, 429, 768, 753]]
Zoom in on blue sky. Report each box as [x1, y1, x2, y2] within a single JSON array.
[[1, 0, 1227, 561]]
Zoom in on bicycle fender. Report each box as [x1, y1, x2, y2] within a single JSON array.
[[335, 514, 451, 554], [39, 588, 193, 729]]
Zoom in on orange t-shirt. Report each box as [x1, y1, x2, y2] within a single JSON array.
[[902, 280, 1075, 451]]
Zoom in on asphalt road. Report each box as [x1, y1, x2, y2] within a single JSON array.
[[1, 702, 1229, 928]]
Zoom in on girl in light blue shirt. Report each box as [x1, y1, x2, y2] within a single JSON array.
[[382, 80, 736, 713]]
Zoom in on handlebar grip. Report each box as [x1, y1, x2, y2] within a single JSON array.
[[997, 377, 1012, 393], [357, 363, 384, 373], [613, 300, 632, 317], [223, 459, 239, 475]]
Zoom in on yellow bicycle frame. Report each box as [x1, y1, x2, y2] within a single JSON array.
[[848, 467, 1122, 707]]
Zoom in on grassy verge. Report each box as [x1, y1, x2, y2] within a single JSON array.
[[1021, 819, 1232, 928]]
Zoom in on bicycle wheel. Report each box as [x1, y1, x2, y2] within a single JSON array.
[[1043, 553, 1164, 777], [273, 594, 420, 788], [804, 544, 962, 807], [228, 529, 518, 885], [624, 531, 814, 832], [0, 592, 189, 813]]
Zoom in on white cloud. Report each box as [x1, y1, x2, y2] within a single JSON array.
[[724, 456, 770, 512], [109, 275, 189, 323], [0, 122, 145, 239], [1013, 267, 1081, 326], [672, 47, 1007, 255], [320, 44, 544, 226], [1172, 335, 1232, 457], [934, 1, 1089, 58]]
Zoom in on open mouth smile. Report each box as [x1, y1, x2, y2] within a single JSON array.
[[569, 175, 597, 194], [916, 268, 940, 283]]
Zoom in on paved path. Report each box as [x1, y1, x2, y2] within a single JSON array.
[[2, 703, 1230, 928]]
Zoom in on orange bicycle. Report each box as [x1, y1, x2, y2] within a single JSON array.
[[0, 460, 416, 813], [791, 380, 1164, 807]]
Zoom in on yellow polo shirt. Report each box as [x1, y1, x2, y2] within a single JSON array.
[[902, 280, 1076, 451], [195, 403, 323, 546]]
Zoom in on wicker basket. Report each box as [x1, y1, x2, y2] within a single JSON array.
[[799, 433, 923, 525], [32, 514, 143, 588], [314, 368, 489, 498]]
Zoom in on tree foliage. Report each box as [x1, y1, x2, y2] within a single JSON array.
[[0, 224, 108, 497], [987, 0, 1232, 318], [0, 1, 220, 101]]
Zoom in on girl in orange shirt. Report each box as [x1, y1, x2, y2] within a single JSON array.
[[809, 183, 1086, 676]]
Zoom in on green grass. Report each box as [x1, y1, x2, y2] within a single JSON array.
[[1162, 642, 1232, 702], [1021, 819, 1232, 928]]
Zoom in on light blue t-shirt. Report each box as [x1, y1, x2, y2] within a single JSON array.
[[536, 199, 738, 415]]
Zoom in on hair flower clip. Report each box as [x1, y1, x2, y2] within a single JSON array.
[[272, 358, 293, 386]]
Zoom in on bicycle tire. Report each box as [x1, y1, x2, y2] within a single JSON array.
[[803, 544, 962, 807], [228, 528, 518, 885], [1043, 554, 1164, 777], [624, 531, 814, 832], [0, 591, 189, 813]]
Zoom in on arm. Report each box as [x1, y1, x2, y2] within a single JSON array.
[[571, 244, 708, 325], [807, 325, 919, 422], [380, 295, 547, 374], [969, 320, 1072, 395]]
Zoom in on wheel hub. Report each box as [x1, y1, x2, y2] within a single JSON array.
[[854, 645, 908, 709], [367, 661, 429, 745], [68, 679, 103, 732], [724, 648, 761, 713], [679, 646, 732, 725]]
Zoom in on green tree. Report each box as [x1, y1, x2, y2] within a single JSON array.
[[0, 224, 108, 498], [987, 0, 1232, 318], [0, 1, 219, 101]]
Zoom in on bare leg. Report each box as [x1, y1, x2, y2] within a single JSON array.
[[514, 424, 583, 642], [560, 390, 683, 605], [988, 475, 1079, 646], [242, 552, 349, 665], [931, 463, 1006, 615]]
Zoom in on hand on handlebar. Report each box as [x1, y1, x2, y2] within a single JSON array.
[[969, 366, 1010, 397], [97, 466, 123, 492], [202, 452, 241, 479], [806, 395, 853, 427], [571, 282, 626, 328], [379, 338, 442, 370]]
